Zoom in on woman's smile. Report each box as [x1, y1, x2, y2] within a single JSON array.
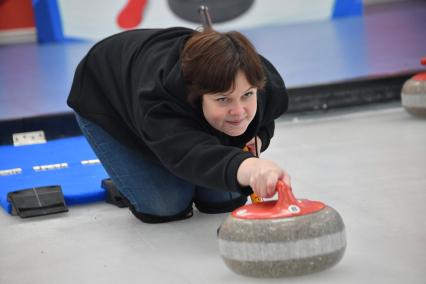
[[226, 118, 245, 125]]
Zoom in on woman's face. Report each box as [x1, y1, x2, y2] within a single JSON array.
[[202, 71, 257, 136]]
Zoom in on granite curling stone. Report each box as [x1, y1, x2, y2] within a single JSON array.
[[218, 181, 346, 278], [401, 57, 426, 117]]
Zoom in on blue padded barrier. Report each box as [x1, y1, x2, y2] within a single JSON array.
[[0, 136, 108, 214]]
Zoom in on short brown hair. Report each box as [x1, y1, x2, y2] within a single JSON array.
[[181, 30, 266, 107]]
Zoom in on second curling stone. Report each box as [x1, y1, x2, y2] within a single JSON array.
[[401, 57, 426, 117]]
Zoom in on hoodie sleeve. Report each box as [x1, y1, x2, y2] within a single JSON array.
[[138, 100, 254, 194]]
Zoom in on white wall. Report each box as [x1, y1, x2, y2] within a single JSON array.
[[58, 0, 337, 41]]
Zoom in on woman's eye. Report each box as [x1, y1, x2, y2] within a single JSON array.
[[216, 97, 228, 102], [244, 91, 254, 98]]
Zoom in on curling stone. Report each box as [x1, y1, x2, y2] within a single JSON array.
[[401, 57, 426, 117], [218, 181, 346, 278]]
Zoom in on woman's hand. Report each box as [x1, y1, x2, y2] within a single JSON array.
[[237, 158, 291, 198], [245, 136, 262, 156]]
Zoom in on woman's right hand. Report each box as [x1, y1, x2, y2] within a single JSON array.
[[237, 158, 291, 198]]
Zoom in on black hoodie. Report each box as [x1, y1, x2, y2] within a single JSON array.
[[67, 27, 288, 194]]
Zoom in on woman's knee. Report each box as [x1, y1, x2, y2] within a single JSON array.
[[130, 190, 193, 216], [102, 178, 194, 224], [129, 202, 194, 224], [113, 177, 195, 223]]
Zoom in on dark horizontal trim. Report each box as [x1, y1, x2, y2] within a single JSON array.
[[0, 112, 81, 145], [286, 72, 415, 113]]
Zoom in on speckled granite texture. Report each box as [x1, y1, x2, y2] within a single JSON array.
[[401, 78, 426, 117], [218, 206, 346, 277]]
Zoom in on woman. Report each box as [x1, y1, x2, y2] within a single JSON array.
[[67, 27, 291, 223]]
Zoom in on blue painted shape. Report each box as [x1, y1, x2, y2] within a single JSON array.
[[0, 136, 108, 214], [33, 0, 65, 43], [333, 0, 363, 18]]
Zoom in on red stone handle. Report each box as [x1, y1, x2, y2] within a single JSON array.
[[231, 179, 326, 219], [274, 180, 298, 210]]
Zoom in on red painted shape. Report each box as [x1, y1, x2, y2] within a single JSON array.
[[0, 0, 35, 30], [421, 57, 426, 66], [117, 0, 148, 30], [231, 180, 326, 220]]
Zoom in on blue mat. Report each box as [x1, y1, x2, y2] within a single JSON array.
[[0, 136, 108, 214]]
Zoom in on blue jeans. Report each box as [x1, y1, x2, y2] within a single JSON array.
[[75, 114, 246, 222]]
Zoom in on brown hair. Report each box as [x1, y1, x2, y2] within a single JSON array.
[[181, 30, 266, 107]]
